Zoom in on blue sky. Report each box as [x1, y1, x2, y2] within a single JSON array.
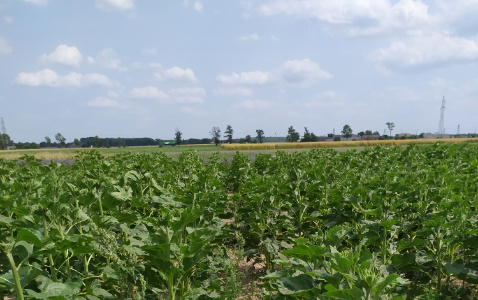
[[1, 0, 477, 143]]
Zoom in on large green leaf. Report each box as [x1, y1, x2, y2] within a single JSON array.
[[321, 287, 364, 299]]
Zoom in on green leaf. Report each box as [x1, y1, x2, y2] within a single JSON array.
[[0, 214, 14, 225], [444, 261, 465, 275], [16, 229, 42, 247], [331, 254, 354, 274], [276, 274, 315, 295], [373, 273, 400, 298], [321, 287, 364, 299], [463, 236, 478, 249]]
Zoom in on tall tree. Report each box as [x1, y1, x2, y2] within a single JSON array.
[[286, 126, 300, 142], [0, 117, 9, 150], [93, 135, 100, 148], [0, 133, 11, 150], [386, 122, 395, 138], [256, 129, 264, 143], [74, 138, 80, 146], [341, 124, 353, 139], [55, 132, 66, 147], [245, 135, 252, 143], [365, 130, 373, 135], [301, 127, 319, 142], [45, 136, 51, 147], [224, 125, 234, 144], [210, 126, 221, 146], [175, 128, 182, 146]]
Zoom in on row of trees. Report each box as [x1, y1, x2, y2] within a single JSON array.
[[0, 121, 399, 150], [174, 122, 396, 146]]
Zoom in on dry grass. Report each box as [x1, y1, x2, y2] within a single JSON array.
[[0, 148, 83, 160], [221, 138, 478, 151]]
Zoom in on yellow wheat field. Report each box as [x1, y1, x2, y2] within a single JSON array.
[[221, 138, 478, 151]]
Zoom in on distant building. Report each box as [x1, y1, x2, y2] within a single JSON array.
[[395, 133, 411, 139], [361, 135, 380, 140]]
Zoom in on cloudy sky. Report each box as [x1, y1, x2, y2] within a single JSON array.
[[1, 0, 477, 142]]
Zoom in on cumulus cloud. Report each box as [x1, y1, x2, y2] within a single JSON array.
[[87, 97, 120, 108], [235, 99, 275, 110], [130, 86, 169, 101], [372, 33, 478, 69], [22, 0, 48, 5], [96, 0, 135, 11], [194, 1, 203, 12], [130, 86, 206, 104], [213, 87, 254, 96], [257, 0, 433, 37], [217, 58, 331, 87], [180, 106, 207, 116], [15, 69, 113, 87], [88, 48, 127, 71], [182, 0, 203, 12], [155, 67, 198, 83], [170, 87, 205, 103], [0, 37, 12, 55], [281, 59, 332, 85], [40, 44, 82, 67], [217, 71, 273, 85]]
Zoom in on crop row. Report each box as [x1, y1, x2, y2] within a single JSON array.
[[1, 143, 477, 299]]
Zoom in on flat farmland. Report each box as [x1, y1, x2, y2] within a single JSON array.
[[1, 142, 478, 299]]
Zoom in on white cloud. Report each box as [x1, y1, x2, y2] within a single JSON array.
[[372, 33, 478, 69], [0, 37, 12, 55], [22, 0, 48, 5], [182, 0, 203, 12], [194, 1, 203, 12], [130, 86, 169, 100], [40, 44, 82, 67], [4, 16, 13, 23], [281, 58, 332, 85], [96, 0, 135, 11], [235, 99, 275, 110], [87, 97, 120, 108], [130, 86, 205, 104], [88, 48, 127, 71], [155, 67, 198, 83], [170, 87, 205, 103], [217, 71, 273, 85], [217, 59, 331, 87], [15, 69, 113, 87], [238, 33, 259, 41], [304, 91, 345, 108], [180, 106, 207, 116], [257, 0, 433, 37], [213, 87, 254, 96]]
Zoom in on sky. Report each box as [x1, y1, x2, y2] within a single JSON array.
[[1, 0, 477, 143]]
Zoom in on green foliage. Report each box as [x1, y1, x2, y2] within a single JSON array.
[[341, 124, 353, 138], [0, 144, 478, 299], [225, 125, 234, 144], [256, 129, 264, 143], [210, 126, 221, 146], [175, 129, 183, 146], [301, 127, 319, 142], [286, 126, 300, 142]]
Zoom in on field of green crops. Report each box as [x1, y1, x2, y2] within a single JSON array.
[[1, 142, 477, 299]]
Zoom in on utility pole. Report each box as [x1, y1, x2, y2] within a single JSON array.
[[438, 96, 446, 134], [0, 117, 7, 150]]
